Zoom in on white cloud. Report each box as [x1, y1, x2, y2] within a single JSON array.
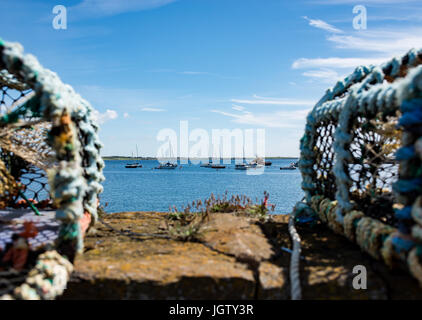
[[327, 29, 422, 54], [92, 109, 118, 124], [292, 57, 388, 69], [231, 95, 315, 106], [295, 16, 422, 87], [141, 107, 166, 112], [302, 68, 344, 84], [295, 24, 422, 72], [211, 109, 311, 128], [123, 112, 130, 118], [232, 104, 245, 111], [70, 0, 177, 19], [303, 16, 343, 34]]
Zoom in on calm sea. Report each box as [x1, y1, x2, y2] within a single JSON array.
[[101, 159, 303, 214]]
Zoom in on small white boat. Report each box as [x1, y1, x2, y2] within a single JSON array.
[[236, 154, 264, 170], [250, 156, 264, 166]]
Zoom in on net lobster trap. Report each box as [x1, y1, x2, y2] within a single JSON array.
[[295, 48, 422, 285], [0, 39, 104, 299]]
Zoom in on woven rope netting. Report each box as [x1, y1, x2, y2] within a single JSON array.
[[0, 39, 104, 300], [297, 48, 422, 285], [313, 121, 337, 199], [307, 108, 401, 228], [348, 113, 401, 226], [0, 74, 55, 208]]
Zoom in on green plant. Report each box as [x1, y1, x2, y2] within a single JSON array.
[[165, 191, 275, 240]]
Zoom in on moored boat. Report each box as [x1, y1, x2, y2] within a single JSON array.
[[155, 162, 178, 169], [125, 146, 143, 168], [207, 145, 226, 169], [235, 163, 250, 170], [156, 141, 177, 169], [125, 163, 141, 168], [235, 147, 254, 170], [200, 158, 213, 168], [211, 164, 226, 169], [125, 145, 143, 168], [246, 156, 265, 169], [280, 162, 297, 170]]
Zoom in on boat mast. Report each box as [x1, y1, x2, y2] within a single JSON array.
[[219, 142, 223, 164], [169, 139, 173, 163], [243, 144, 246, 164]]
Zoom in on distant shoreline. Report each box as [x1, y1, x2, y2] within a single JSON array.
[[103, 156, 299, 161]]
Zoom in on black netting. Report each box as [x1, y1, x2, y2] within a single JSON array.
[[313, 121, 337, 199], [0, 76, 54, 209], [348, 113, 400, 226], [1, 87, 32, 113]]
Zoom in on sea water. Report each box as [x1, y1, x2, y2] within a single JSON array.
[[101, 159, 303, 214]]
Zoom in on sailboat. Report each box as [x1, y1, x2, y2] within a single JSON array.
[[155, 140, 177, 169], [156, 161, 178, 169], [210, 143, 226, 169], [125, 145, 142, 168], [235, 145, 252, 170], [280, 164, 296, 170], [280, 161, 297, 170], [200, 157, 213, 168]]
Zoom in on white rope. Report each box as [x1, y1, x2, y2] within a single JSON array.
[[288, 213, 302, 300]]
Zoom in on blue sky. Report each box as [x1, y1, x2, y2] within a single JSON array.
[[1, 0, 422, 157]]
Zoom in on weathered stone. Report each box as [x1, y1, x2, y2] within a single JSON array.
[[198, 213, 274, 265], [62, 212, 260, 299], [60, 212, 422, 300], [257, 262, 288, 299]]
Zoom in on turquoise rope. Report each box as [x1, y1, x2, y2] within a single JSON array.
[[18, 190, 41, 216]]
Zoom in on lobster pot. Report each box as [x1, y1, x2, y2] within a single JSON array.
[[298, 48, 422, 284], [0, 69, 54, 207], [0, 39, 104, 299]]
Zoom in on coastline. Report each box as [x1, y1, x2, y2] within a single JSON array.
[[102, 156, 300, 161]]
